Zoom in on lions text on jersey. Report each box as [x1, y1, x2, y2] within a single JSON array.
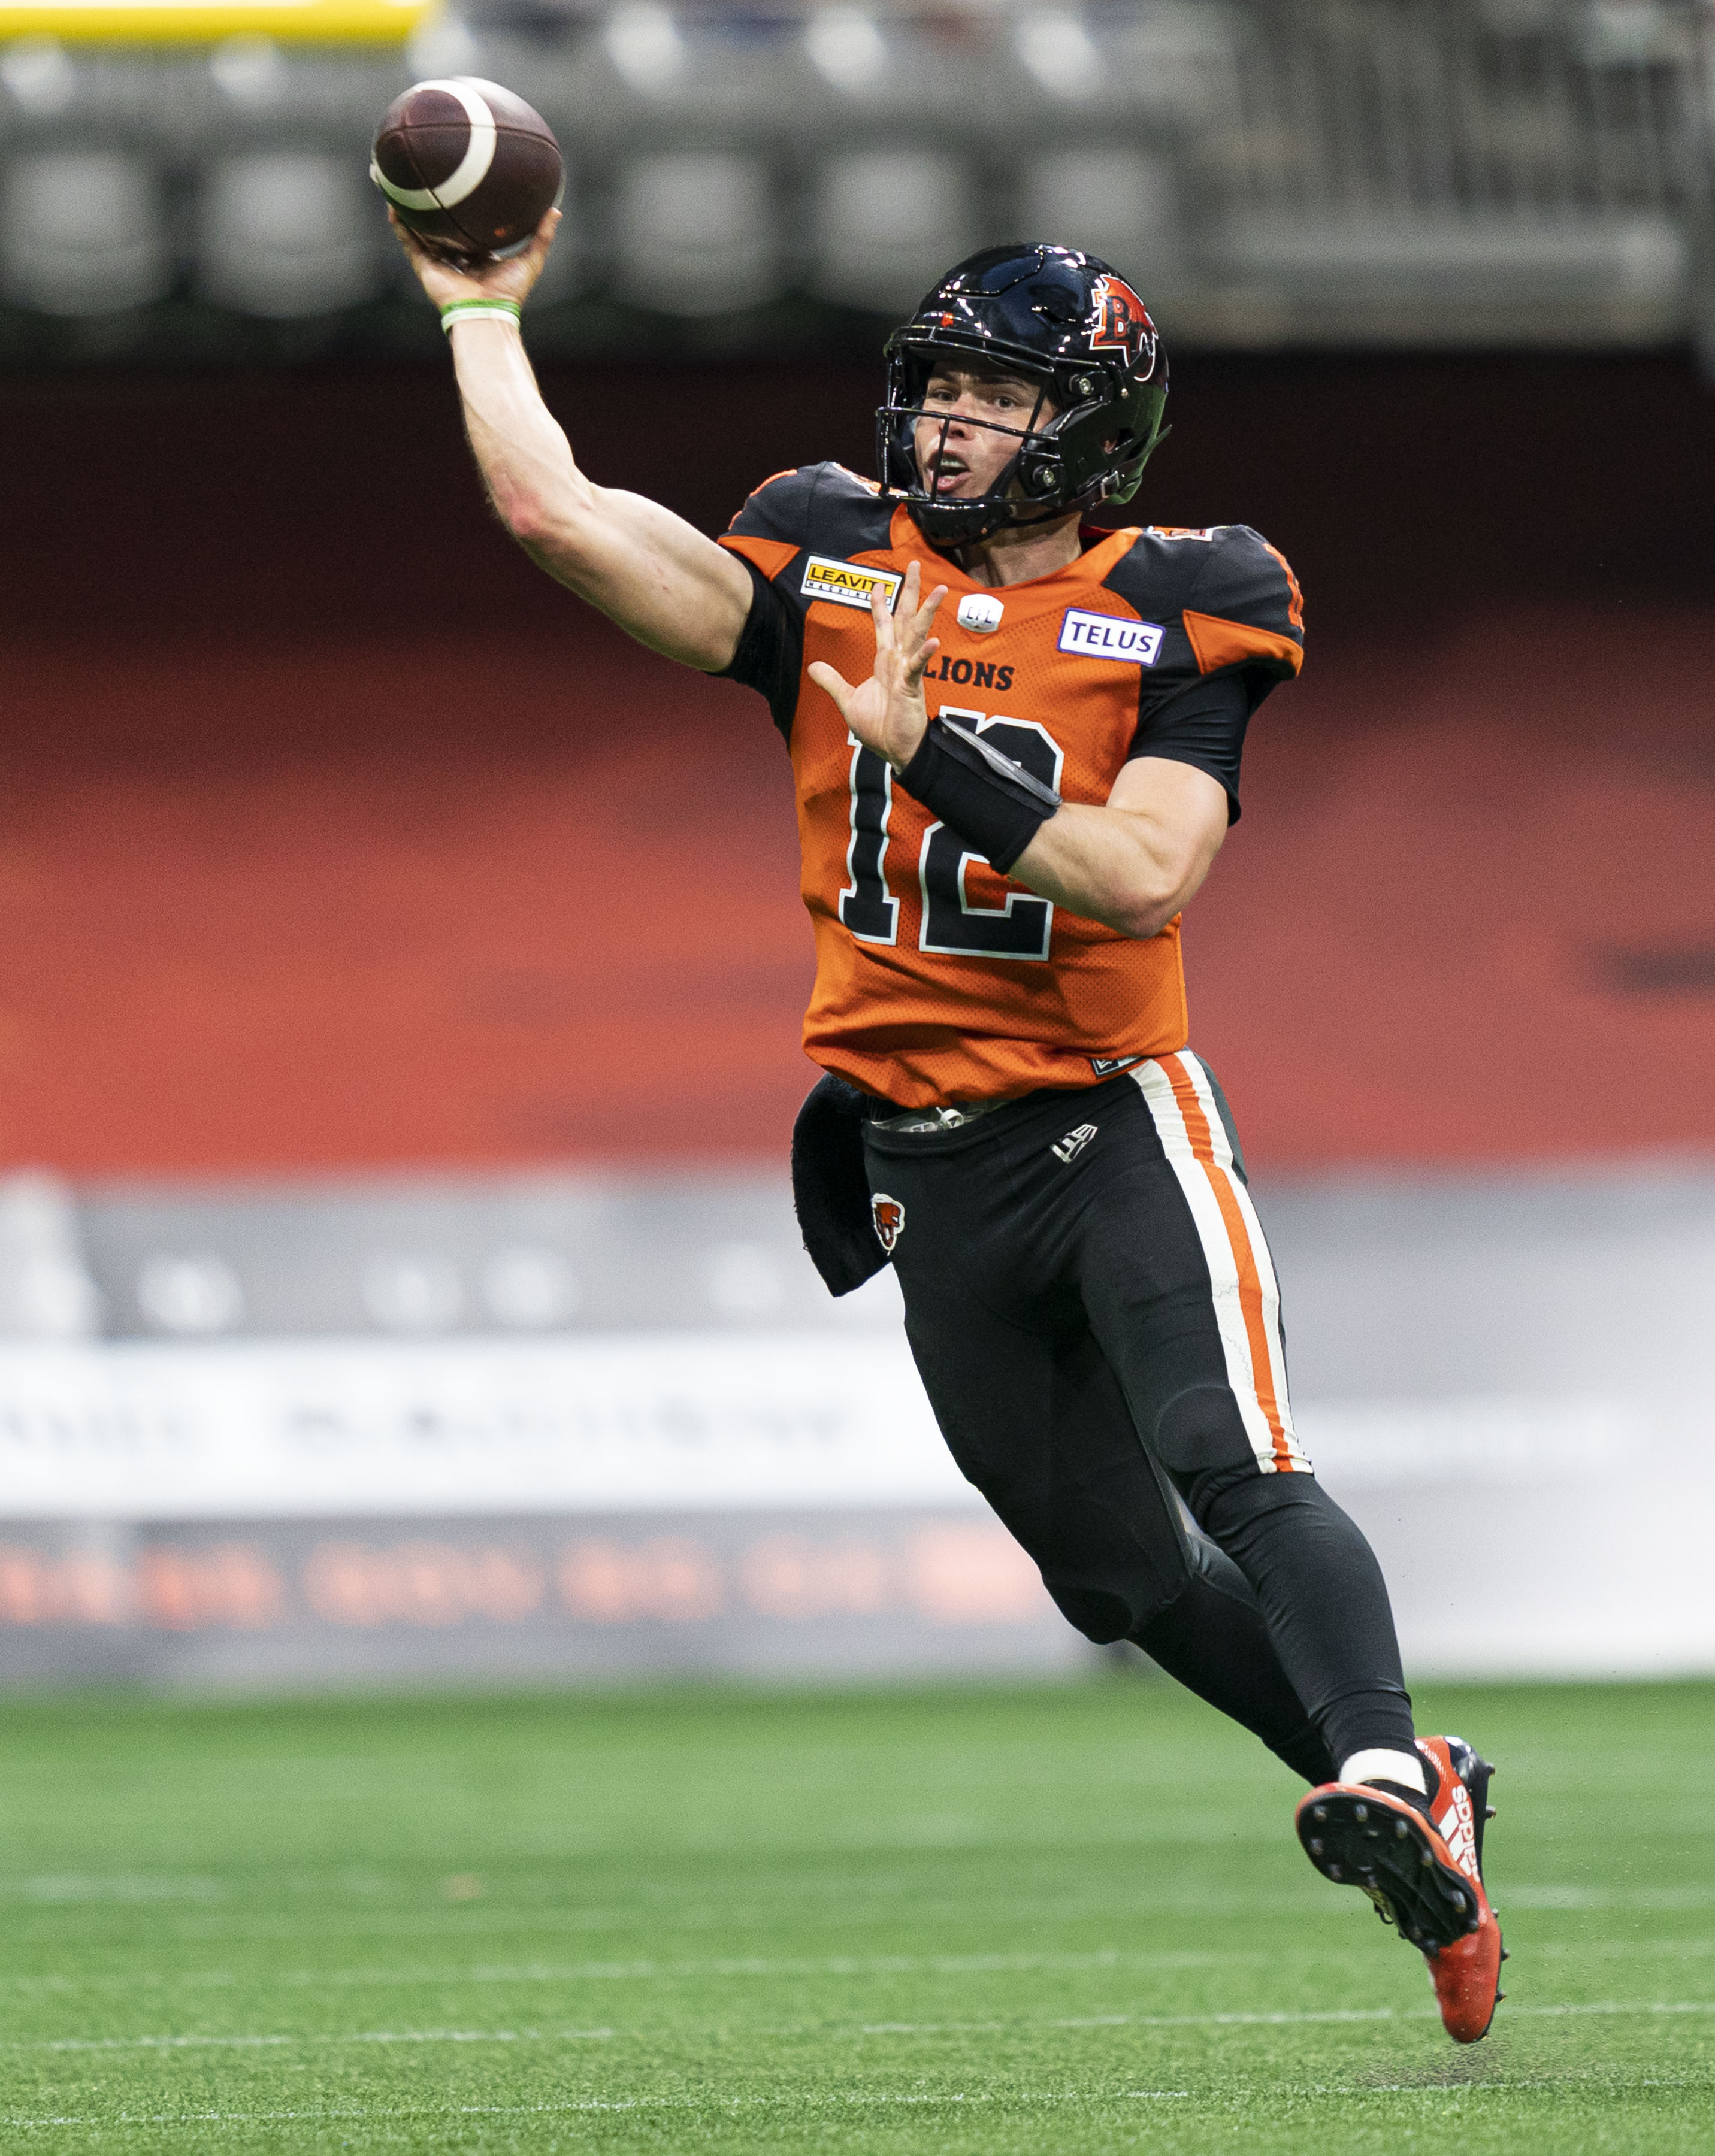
[[720, 463, 1303, 1108]]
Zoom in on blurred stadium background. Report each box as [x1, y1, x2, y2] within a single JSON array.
[[0, 0, 1711, 1694]]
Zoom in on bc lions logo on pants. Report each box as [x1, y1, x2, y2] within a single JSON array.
[[870, 1194, 905, 1254]]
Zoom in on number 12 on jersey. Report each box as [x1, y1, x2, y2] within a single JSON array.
[[837, 716, 1063, 964]]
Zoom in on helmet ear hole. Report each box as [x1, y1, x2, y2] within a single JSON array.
[[1109, 462, 1146, 506]]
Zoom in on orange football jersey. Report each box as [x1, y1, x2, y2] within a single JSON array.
[[720, 465, 1303, 1107]]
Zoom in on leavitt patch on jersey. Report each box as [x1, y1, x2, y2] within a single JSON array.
[[1058, 609, 1164, 665], [870, 1194, 905, 1254], [802, 555, 903, 612]]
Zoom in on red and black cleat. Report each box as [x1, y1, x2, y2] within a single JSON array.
[[1294, 1734, 1505, 2043]]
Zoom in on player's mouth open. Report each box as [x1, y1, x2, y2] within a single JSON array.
[[930, 455, 970, 494]]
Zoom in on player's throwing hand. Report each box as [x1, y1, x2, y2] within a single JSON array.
[[808, 560, 947, 771], [389, 205, 561, 313]]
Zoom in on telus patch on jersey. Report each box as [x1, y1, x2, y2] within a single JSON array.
[[801, 556, 903, 611], [1058, 610, 1165, 664]]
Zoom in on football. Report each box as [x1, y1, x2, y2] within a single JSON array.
[[370, 77, 563, 265]]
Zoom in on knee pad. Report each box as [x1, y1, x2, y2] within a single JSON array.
[[1038, 1476, 1196, 1643], [1183, 1462, 1348, 1574], [1193, 1464, 1328, 1527], [1154, 1383, 1259, 1476], [1041, 1557, 1193, 1645]]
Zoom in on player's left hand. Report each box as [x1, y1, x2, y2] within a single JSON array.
[[808, 559, 946, 770]]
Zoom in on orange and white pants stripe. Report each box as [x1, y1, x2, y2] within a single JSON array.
[[1131, 1050, 1309, 1475]]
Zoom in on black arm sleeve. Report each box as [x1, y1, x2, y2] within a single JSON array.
[[716, 557, 803, 744], [1126, 669, 1256, 823]]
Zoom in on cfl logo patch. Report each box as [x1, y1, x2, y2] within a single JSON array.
[[1051, 1123, 1098, 1165], [871, 1194, 905, 1253]]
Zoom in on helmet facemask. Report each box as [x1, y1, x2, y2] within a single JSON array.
[[875, 246, 1170, 549], [880, 344, 1078, 546]]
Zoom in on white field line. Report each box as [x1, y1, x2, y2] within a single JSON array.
[[0, 2094, 1185, 2134], [29, 1900, 1346, 1948], [0, 1946, 1301, 1995], [7, 1928, 1713, 1999], [1499, 1885, 1715, 1911], [21, 1878, 1707, 1949], [4, 2093, 1175, 2130], [10, 1997, 1715, 2057], [1533, 1939, 1715, 1960], [8, 2069, 1715, 2134], [838, 2000, 1715, 2033], [8, 1880, 1713, 1936], [150, 1897, 1344, 1942], [17, 2028, 615, 2053]]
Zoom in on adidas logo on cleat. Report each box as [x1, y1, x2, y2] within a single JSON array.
[[1436, 1784, 1478, 1875], [1294, 1739, 1505, 2044]]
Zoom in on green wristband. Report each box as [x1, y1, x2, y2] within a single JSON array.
[[440, 299, 522, 334]]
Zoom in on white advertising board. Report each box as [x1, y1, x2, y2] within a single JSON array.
[[0, 1337, 1708, 1676], [0, 1334, 971, 1521]]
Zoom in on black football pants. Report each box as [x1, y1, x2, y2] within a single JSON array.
[[863, 1055, 1416, 1783]]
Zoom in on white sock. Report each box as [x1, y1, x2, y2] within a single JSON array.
[[1339, 1746, 1426, 1797]]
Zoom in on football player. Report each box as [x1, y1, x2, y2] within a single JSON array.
[[395, 211, 1504, 2043]]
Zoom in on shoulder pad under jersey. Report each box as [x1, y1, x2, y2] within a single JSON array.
[[1103, 523, 1304, 682], [1178, 523, 1305, 678], [722, 462, 890, 574]]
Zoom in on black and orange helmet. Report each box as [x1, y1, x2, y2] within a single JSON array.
[[878, 243, 1170, 547]]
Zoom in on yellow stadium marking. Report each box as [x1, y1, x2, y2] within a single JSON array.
[[0, 0, 430, 46]]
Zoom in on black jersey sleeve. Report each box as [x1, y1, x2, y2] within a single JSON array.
[[1117, 522, 1305, 823], [1124, 670, 1252, 822], [714, 465, 822, 745], [718, 556, 803, 742], [716, 462, 893, 748]]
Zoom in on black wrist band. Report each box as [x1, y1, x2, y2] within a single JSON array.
[[897, 717, 1061, 874]]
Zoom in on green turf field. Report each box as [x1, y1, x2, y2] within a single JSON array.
[[0, 1676, 1707, 2153]]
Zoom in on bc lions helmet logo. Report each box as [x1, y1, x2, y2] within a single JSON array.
[[1088, 274, 1157, 371], [871, 1194, 905, 1255]]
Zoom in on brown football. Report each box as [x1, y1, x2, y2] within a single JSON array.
[[370, 77, 562, 265]]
